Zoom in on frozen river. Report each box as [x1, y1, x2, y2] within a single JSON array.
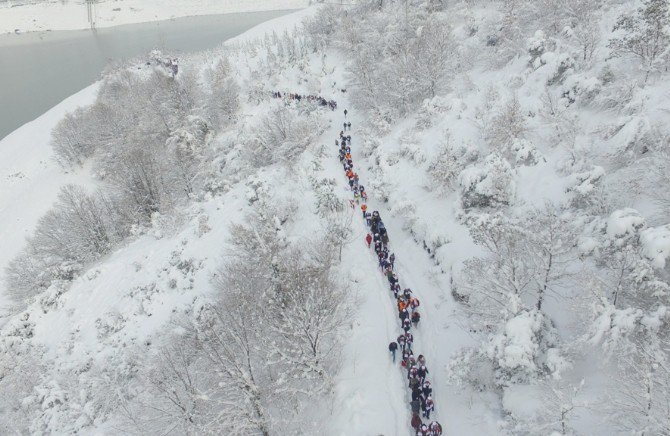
[[0, 9, 291, 140]]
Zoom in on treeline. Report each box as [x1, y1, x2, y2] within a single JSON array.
[[6, 55, 239, 303], [119, 205, 350, 435]]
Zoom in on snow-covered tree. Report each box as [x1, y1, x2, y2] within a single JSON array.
[[608, 0, 670, 82]]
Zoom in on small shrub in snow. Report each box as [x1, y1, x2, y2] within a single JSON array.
[[313, 178, 345, 217], [485, 309, 563, 386], [564, 165, 605, 209], [485, 95, 527, 156], [458, 154, 515, 209], [428, 138, 479, 191], [196, 214, 211, 237]]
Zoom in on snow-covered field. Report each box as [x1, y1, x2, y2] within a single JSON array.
[[2, 0, 670, 434], [0, 0, 309, 34]]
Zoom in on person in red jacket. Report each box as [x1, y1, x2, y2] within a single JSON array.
[[411, 412, 422, 431], [365, 233, 372, 247]]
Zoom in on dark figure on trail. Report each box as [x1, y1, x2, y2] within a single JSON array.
[[422, 396, 434, 420], [365, 233, 372, 247], [397, 334, 407, 353], [411, 413, 422, 432], [412, 311, 421, 326], [347, 121, 352, 130], [410, 399, 421, 415], [389, 253, 395, 270], [344, 109, 348, 117], [388, 341, 398, 362]]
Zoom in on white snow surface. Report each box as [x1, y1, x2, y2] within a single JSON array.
[[0, 0, 308, 34], [3, 0, 670, 434]]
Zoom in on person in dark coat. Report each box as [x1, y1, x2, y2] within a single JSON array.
[[411, 386, 422, 402], [388, 341, 398, 362], [397, 334, 407, 353], [422, 380, 432, 398], [417, 365, 429, 382], [410, 399, 421, 414], [389, 253, 396, 270], [412, 311, 421, 326], [403, 318, 411, 332]]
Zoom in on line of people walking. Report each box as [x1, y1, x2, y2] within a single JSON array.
[[270, 90, 337, 110], [334, 108, 443, 436]]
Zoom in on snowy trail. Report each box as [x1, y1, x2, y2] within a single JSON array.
[[338, 105, 501, 434], [322, 108, 409, 436], [328, 103, 448, 434]]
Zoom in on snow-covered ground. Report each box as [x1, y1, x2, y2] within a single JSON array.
[[0, 85, 99, 318], [2, 0, 670, 434], [0, 0, 309, 34]]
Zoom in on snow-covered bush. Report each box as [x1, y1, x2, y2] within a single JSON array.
[[486, 309, 563, 386], [313, 178, 345, 217], [485, 95, 528, 156], [564, 165, 605, 209], [246, 106, 325, 167], [427, 137, 479, 191], [458, 154, 515, 209], [5, 185, 128, 302]]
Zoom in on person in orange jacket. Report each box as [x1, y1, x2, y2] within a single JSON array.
[[361, 203, 368, 218]]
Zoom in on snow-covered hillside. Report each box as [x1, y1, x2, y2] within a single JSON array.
[[2, 0, 670, 435], [0, 0, 308, 34]]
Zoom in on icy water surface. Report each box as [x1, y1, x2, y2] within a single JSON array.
[[0, 9, 292, 140]]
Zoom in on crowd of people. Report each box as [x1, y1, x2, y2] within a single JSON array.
[[334, 108, 443, 436], [270, 91, 337, 110]]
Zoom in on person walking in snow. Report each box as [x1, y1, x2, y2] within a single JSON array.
[[422, 380, 432, 398], [397, 298, 408, 312], [392, 283, 401, 298], [402, 317, 412, 333], [418, 423, 429, 436], [422, 396, 434, 420], [429, 421, 442, 435], [389, 253, 396, 270], [403, 288, 413, 300], [409, 376, 421, 391], [361, 203, 368, 218], [347, 121, 352, 130], [399, 307, 410, 322], [410, 297, 420, 313], [412, 311, 421, 327], [412, 385, 422, 403], [365, 233, 372, 247], [405, 332, 414, 351], [417, 365, 429, 383], [365, 212, 372, 227], [344, 109, 348, 117], [417, 354, 426, 366], [411, 413, 422, 432], [388, 341, 398, 362], [410, 399, 421, 415], [397, 334, 407, 352]]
